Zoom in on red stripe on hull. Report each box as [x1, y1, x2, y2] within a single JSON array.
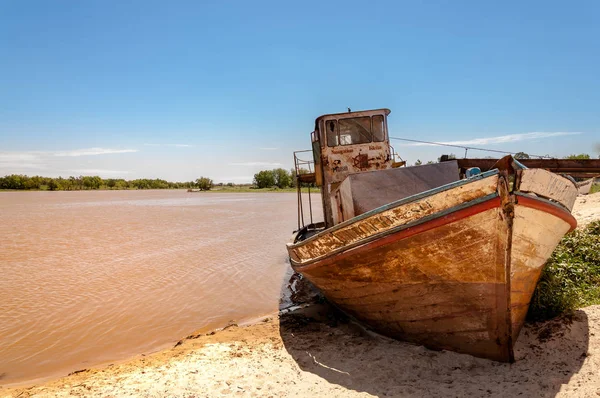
[[516, 195, 577, 231], [295, 196, 502, 272]]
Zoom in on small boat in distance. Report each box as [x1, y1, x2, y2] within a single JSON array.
[[287, 108, 578, 362]]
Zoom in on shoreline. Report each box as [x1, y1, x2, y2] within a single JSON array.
[[2, 193, 599, 397], [3, 303, 600, 397], [0, 188, 317, 194], [0, 310, 282, 390]]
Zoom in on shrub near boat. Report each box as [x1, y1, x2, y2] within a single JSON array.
[[529, 220, 600, 321]]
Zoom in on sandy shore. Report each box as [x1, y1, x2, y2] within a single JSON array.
[[3, 192, 599, 398], [572, 190, 600, 228]]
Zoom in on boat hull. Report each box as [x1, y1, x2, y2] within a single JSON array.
[[576, 178, 594, 195], [287, 169, 577, 361]]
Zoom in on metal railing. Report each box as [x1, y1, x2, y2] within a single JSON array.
[[293, 150, 314, 176], [293, 150, 316, 230], [389, 144, 405, 164]]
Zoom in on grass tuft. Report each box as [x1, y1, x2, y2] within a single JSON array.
[[528, 220, 600, 321]]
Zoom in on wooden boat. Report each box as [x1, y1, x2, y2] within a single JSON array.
[[287, 109, 578, 362], [576, 178, 595, 195]]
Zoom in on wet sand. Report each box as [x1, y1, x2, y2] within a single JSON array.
[[2, 192, 599, 398]]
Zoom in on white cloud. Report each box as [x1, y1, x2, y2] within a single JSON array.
[[0, 162, 46, 169], [229, 162, 283, 166], [69, 169, 130, 175], [397, 132, 583, 147], [0, 152, 47, 171], [0, 148, 138, 177], [0, 152, 43, 162], [53, 148, 138, 157], [1, 148, 137, 164], [144, 143, 194, 148]]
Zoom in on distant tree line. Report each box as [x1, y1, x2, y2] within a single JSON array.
[[0, 174, 214, 191], [253, 168, 314, 189], [515, 153, 596, 160]]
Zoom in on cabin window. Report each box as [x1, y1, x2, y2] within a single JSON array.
[[311, 130, 319, 143], [325, 115, 387, 147], [326, 120, 338, 146], [338, 117, 372, 146], [372, 115, 385, 142]]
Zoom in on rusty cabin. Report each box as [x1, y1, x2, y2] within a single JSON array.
[[295, 108, 407, 229]]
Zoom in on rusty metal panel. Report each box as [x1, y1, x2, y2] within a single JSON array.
[[315, 109, 395, 228], [322, 143, 392, 186], [457, 158, 600, 176]]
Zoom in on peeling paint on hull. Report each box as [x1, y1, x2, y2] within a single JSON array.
[[287, 169, 578, 362]]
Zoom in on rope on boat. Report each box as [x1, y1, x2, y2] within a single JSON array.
[[389, 136, 553, 159]]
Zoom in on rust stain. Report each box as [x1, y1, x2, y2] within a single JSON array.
[[290, 175, 499, 262]]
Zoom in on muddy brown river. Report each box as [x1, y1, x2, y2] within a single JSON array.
[[0, 190, 321, 386]]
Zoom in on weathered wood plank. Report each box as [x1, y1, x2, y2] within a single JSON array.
[[289, 174, 499, 263], [519, 169, 578, 210], [296, 207, 512, 361], [576, 178, 594, 195], [509, 205, 573, 340]]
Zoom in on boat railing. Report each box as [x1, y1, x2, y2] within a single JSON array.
[[389, 144, 407, 167], [293, 150, 317, 231], [293, 150, 316, 182]]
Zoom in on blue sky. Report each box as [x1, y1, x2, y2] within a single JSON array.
[[1, 0, 599, 182]]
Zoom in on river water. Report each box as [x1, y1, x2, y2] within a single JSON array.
[[0, 190, 321, 386]]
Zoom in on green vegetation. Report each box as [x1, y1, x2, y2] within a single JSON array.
[[0, 174, 208, 191], [0, 171, 317, 192], [253, 168, 313, 189], [210, 185, 309, 193], [528, 221, 600, 321], [253, 168, 293, 189], [195, 177, 213, 191], [437, 153, 456, 162], [566, 153, 591, 160], [591, 183, 600, 194], [253, 170, 277, 188]]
